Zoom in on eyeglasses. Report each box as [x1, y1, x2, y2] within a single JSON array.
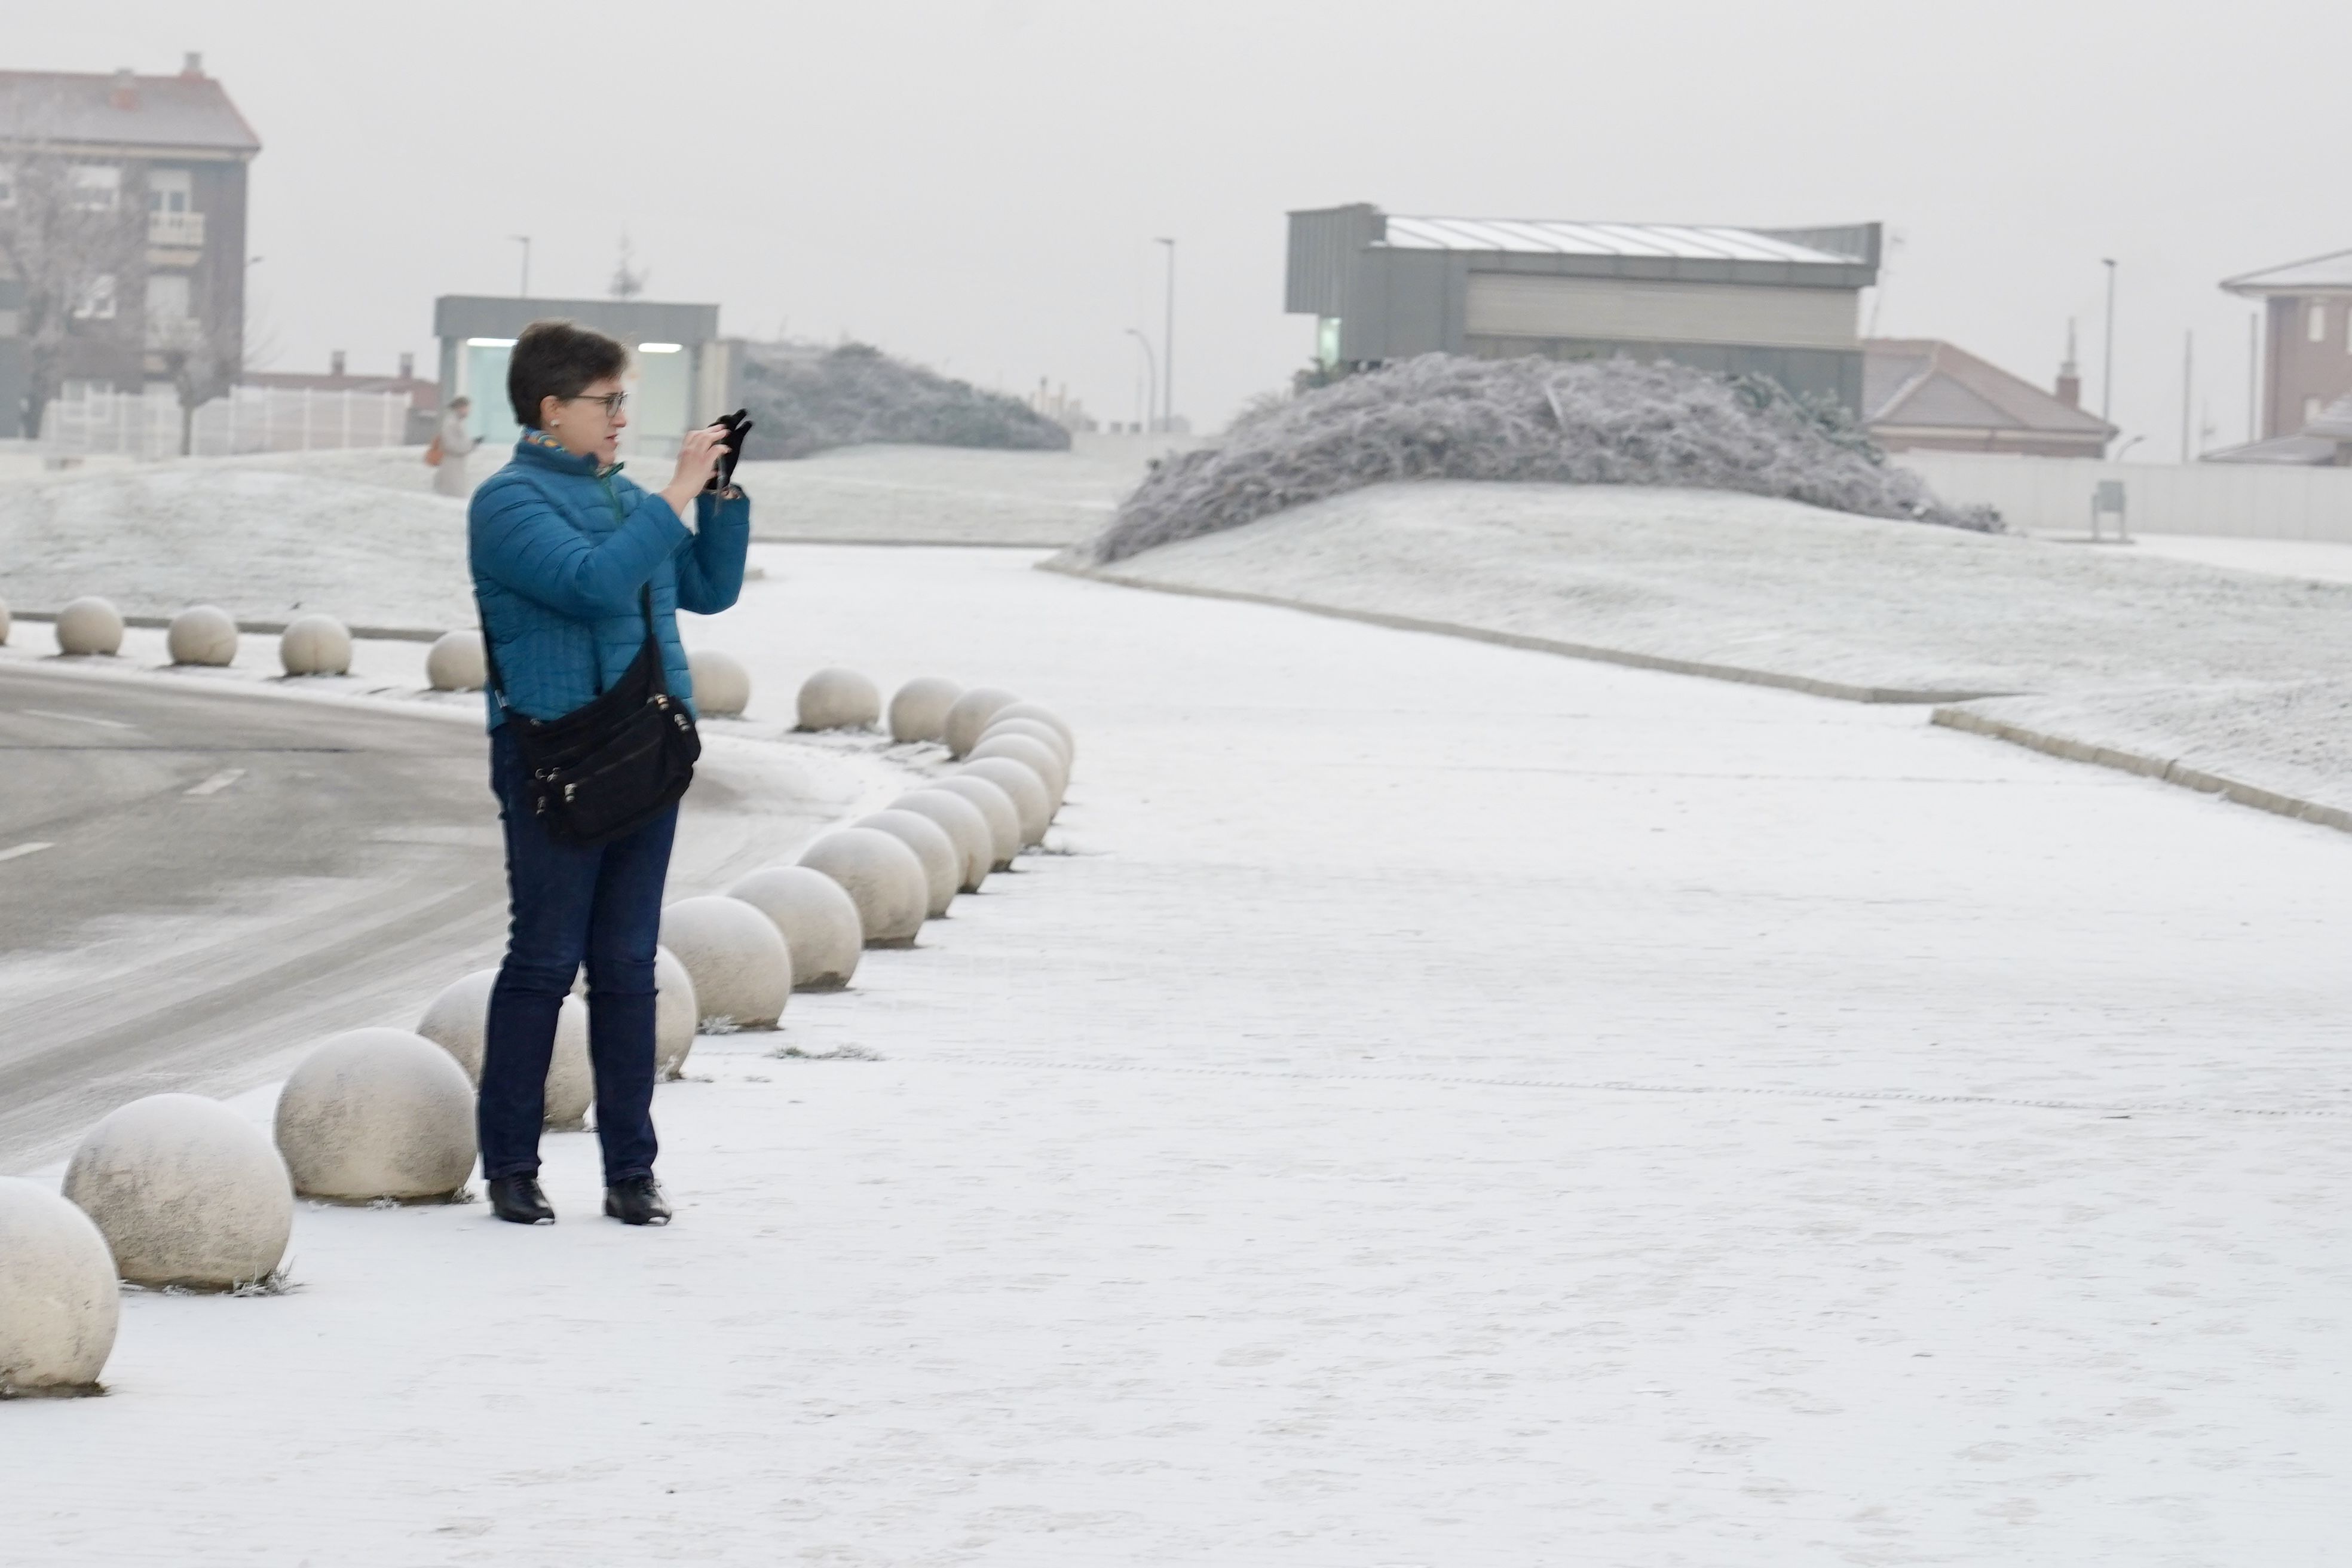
[[564, 391, 629, 416]]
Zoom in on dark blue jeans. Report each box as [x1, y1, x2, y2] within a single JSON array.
[[480, 723, 679, 1185]]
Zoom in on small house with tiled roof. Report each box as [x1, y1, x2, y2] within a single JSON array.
[[1861, 338, 2114, 458]]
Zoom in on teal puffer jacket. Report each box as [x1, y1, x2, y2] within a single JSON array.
[[468, 432, 750, 729]]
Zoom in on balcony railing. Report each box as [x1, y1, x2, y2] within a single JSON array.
[[148, 210, 205, 247]]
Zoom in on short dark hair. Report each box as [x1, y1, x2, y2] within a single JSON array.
[[507, 320, 629, 427]]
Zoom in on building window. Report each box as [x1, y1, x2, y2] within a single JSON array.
[[71, 274, 117, 320], [2308, 302, 2329, 343], [69, 165, 121, 210], [146, 169, 192, 215], [0, 166, 13, 208], [2307, 396, 2326, 426]]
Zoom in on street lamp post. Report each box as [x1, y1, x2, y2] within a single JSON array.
[[1154, 237, 1175, 433], [512, 235, 532, 299], [1125, 328, 1157, 434], [2100, 257, 2117, 429]]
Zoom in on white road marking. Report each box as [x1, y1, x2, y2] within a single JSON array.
[[0, 841, 56, 863], [185, 768, 247, 797], [22, 708, 134, 730]]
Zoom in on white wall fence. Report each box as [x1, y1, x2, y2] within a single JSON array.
[[1900, 450, 2352, 541], [41, 387, 415, 461]]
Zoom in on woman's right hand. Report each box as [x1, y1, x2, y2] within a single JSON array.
[[672, 424, 728, 491], [661, 425, 731, 522]]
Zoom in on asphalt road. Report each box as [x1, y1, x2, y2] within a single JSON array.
[[0, 663, 507, 1169]]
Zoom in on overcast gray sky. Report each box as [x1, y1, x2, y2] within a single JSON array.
[[16, 0, 2346, 454]]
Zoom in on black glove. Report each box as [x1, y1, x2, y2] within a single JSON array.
[[705, 409, 753, 491]]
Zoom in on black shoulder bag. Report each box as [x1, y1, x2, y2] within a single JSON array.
[[482, 586, 701, 847]]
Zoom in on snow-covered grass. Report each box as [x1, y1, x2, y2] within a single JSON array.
[[1089, 354, 1995, 564], [1074, 479, 2352, 696], [0, 458, 470, 628], [8, 545, 2344, 1563], [0, 439, 1148, 633], [732, 443, 1132, 546]]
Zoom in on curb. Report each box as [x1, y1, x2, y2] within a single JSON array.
[[752, 534, 1065, 550], [1039, 558, 2008, 706], [10, 610, 446, 644], [1930, 706, 2352, 835]]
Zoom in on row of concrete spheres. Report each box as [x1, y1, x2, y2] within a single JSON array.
[[0, 679, 1074, 1396], [1, 591, 770, 718], [0, 589, 492, 686]]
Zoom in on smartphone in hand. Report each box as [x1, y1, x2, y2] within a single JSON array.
[[705, 409, 753, 491]]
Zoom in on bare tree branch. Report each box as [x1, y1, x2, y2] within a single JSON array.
[[0, 93, 145, 439]]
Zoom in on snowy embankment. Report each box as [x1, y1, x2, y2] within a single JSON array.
[[0, 458, 472, 629], [0, 440, 1144, 635], [1064, 480, 2352, 820], [10, 546, 2344, 1563]]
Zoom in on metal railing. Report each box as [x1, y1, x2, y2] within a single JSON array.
[[146, 210, 206, 247], [41, 386, 414, 459]]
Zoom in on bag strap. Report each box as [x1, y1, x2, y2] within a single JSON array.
[[476, 581, 666, 713]]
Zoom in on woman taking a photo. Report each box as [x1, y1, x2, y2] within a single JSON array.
[[468, 319, 749, 1226]]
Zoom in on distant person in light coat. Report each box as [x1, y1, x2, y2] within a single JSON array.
[[431, 396, 479, 498]]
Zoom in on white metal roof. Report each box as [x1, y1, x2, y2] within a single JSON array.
[[1380, 216, 1860, 265], [2221, 248, 2352, 295]]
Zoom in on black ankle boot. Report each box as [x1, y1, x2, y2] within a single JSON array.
[[604, 1174, 672, 1226], [487, 1174, 555, 1225]]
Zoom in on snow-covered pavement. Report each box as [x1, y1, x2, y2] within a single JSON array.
[[10, 546, 2346, 1565]]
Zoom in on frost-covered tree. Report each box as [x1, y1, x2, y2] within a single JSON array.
[[151, 308, 241, 456], [0, 122, 143, 440], [1088, 354, 1999, 563]]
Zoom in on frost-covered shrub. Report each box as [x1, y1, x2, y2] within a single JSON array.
[[1088, 354, 1998, 563], [737, 342, 1071, 460]]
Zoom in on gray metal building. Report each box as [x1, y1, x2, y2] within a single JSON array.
[[433, 295, 727, 459], [1287, 203, 1882, 412]]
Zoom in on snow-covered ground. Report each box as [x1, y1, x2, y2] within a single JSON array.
[[2125, 532, 2352, 585], [10, 544, 2345, 1564], [0, 436, 1166, 630], [0, 459, 471, 629], [1073, 480, 2352, 699]]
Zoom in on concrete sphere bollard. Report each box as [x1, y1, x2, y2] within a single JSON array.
[[725, 866, 862, 990], [969, 732, 1067, 808], [989, 700, 1075, 759], [942, 686, 1019, 758], [961, 757, 1052, 847], [969, 728, 1072, 804], [888, 676, 962, 743], [415, 969, 594, 1129], [273, 1028, 476, 1203], [62, 1094, 292, 1290], [659, 896, 791, 1029], [0, 1179, 120, 1396], [54, 596, 124, 657], [797, 666, 881, 731], [889, 789, 994, 893], [979, 716, 1071, 771], [930, 774, 1023, 871], [855, 809, 960, 918], [427, 630, 486, 692], [798, 828, 928, 948], [652, 945, 700, 1079], [564, 948, 701, 1079], [689, 649, 751, 717], [279, 614, 352, 676], [166, 604, 239, 667]]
